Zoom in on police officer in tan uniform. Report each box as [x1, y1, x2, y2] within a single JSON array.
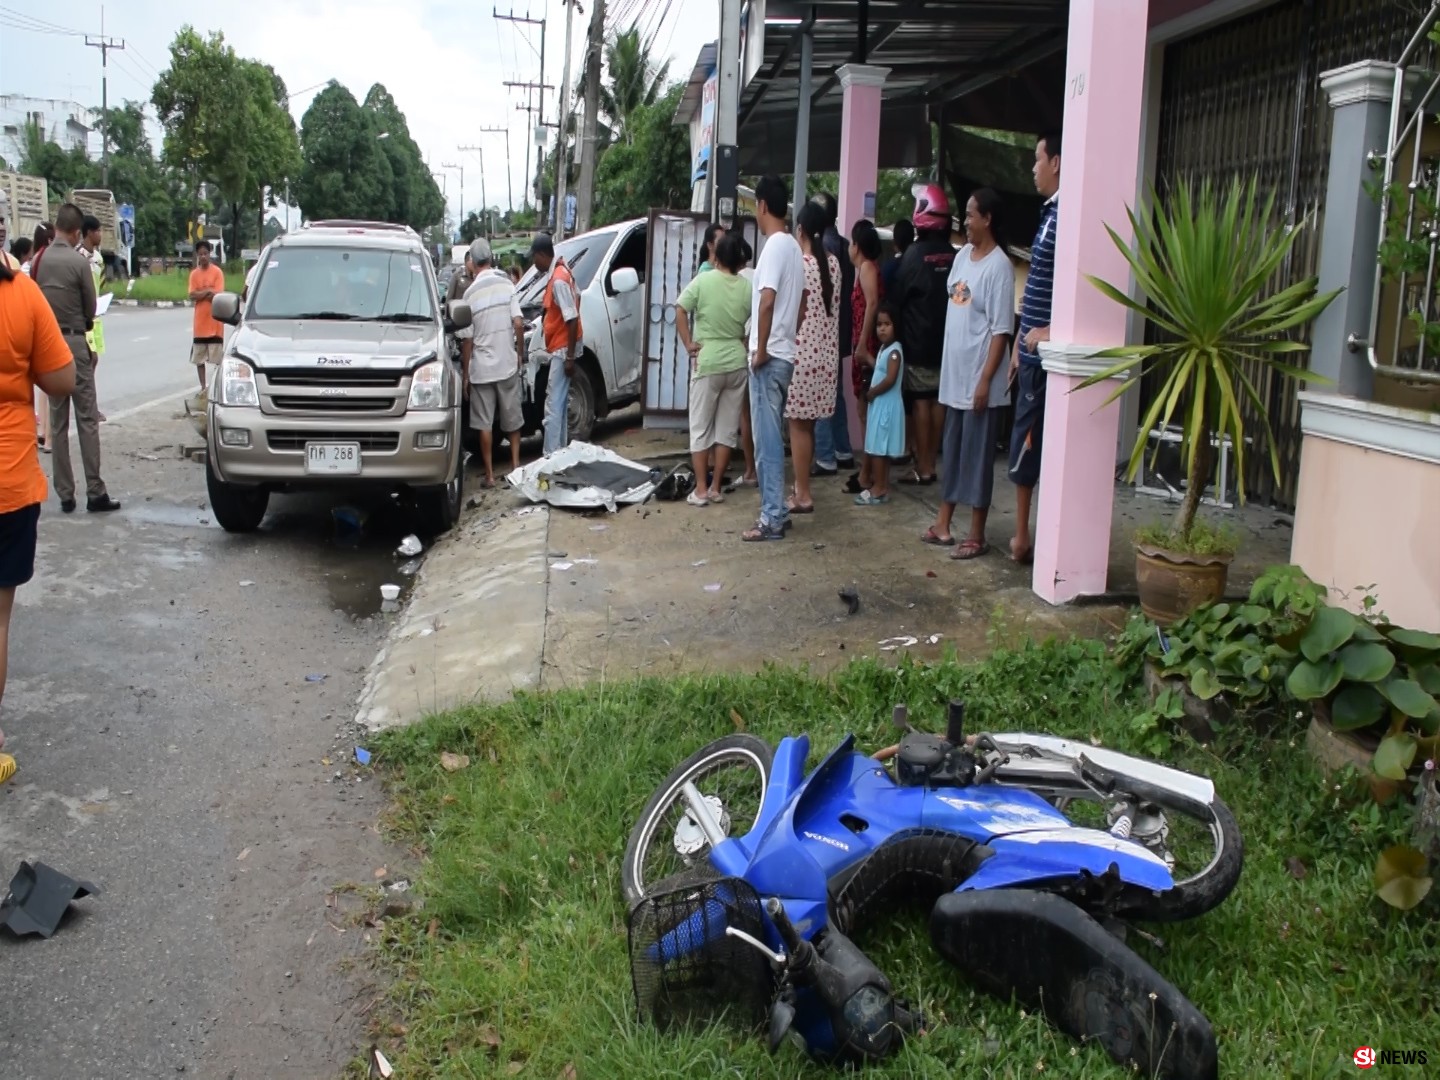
[[32, 203, 119, 513]]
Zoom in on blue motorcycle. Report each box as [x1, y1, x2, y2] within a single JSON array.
[[623, 702, 1241, 1080]]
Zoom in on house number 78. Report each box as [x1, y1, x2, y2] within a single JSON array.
[[1069, 73, 1086, 99]]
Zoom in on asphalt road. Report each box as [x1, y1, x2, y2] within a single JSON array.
[[94, 305, 207, 417], [2, 308, 418, 1077]]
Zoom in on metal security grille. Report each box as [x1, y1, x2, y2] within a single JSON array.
[[1151, 0, 1419, 509]]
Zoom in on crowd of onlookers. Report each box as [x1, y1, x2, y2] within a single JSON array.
[[666, 130, 1062, 556]]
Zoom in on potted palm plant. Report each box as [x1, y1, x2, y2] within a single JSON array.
[[1077, 176, 1342, 623]]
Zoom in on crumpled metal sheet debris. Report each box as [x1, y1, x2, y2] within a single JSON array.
[[508, 441, 659, 511]]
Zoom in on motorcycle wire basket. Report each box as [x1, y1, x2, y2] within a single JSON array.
[[627, 873, 773, 1034]]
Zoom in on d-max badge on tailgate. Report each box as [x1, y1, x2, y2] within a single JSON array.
[[317, 356, 354, 365]]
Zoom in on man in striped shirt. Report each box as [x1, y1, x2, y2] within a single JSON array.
[[458, 238, 526, 487], [1007, 130, 1061, 565]]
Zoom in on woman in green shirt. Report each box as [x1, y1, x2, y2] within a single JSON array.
[[676, 233, 752, 506]]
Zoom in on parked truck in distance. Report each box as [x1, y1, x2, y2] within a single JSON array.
[[66, 188, 131, 280], [0, 172, 48, 249]]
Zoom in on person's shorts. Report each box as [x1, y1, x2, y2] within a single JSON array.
[[1007, 363, 1047, 487], [0, 503, 42, 589], [688, 368, 747, 452], [190, 340, 224, 366], [902, 361, 941, 404], [469, 373, 525, 433]]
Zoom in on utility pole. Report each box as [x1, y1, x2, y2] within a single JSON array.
[[459, 144, 489, 237], [713, 0, 742, 224], [443, 161, 465, 228], [478, 125, 513, 218], [505, 84, 553, 213], [574, 0, 604, 236], [496, 8, 548, 214], [553, 0, 579, 241], [86, 6, 125, 188]]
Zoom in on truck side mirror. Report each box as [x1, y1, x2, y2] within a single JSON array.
[[610, 267, 640, 295], [211, 292, 241, 326], [446, 300, 471, 330]]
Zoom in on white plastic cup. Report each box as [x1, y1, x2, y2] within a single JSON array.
[[380, 584, 401, 601]]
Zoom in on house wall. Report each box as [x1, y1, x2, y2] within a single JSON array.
[[1290, 396, 1440, 633]]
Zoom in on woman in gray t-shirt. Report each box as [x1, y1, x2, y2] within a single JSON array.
[[922, 188, 1016, 560]]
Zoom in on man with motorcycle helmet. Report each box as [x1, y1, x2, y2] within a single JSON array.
[[889, 183, 955, 487]]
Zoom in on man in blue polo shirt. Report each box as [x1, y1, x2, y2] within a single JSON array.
[[1007, 130, 1061, 565]]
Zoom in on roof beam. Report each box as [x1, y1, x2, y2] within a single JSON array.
[[809, 2, 923, 105], [739, 12, 816, 129], [928, 33, 1066, 104]]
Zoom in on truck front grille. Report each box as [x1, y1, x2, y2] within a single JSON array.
[[266, 431, 401, 453]]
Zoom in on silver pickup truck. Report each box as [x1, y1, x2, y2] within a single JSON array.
[[206, 220, 470, 535]]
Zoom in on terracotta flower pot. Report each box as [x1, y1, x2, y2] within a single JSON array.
[[1134, 543, 1232, 625]]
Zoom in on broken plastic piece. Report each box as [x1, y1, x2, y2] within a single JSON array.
[[397, 534, 423, 557], [0, 860, 99, 938], [371, 1046, 394, 1078], [878, 636, 920, 651], [355, 747, 372, 766], [305, 673, 327, 683]]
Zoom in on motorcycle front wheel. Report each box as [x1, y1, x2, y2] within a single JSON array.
[[621, 734, 773, 910], [1054, 792, 1244, 922]]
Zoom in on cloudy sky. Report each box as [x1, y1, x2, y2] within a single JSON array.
[[0, 0, 717, 225]]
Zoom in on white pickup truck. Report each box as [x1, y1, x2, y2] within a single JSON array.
[[461, 218, 648, 448]]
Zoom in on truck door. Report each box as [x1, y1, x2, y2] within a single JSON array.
[[602, 224, 647, 396]]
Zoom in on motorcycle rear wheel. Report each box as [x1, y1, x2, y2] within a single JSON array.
[[621, 734, 773, 910]]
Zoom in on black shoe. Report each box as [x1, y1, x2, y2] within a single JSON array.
[[60, 499, 76, 514], [86, 495, 121, 513], [835, 455, 856, 469], [810, 462, 838, 477]]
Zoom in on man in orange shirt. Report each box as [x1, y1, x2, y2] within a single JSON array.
[[188, 239, 227, 391], [0, 254, 77, 781], [532, 233, 582, 456]]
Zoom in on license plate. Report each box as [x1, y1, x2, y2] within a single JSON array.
[[305, 442, 361, 475]]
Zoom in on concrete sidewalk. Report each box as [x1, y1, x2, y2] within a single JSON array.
[[356, 424, 1294, 731]]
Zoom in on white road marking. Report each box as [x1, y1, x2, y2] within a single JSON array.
[[106, 389, 193, 422]]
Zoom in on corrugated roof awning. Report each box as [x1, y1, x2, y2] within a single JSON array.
[[738, 0, 1068, 173]]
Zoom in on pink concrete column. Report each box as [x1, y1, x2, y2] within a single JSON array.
[[836, 63, 889, 450], [1032, 0, 1150, 604]]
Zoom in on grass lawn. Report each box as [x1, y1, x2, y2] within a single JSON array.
[[362, 635, 1437, 1079], [102, 268, 247, 302]]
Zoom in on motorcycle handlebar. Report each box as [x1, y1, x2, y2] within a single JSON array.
[[766, 897, 803, 954]]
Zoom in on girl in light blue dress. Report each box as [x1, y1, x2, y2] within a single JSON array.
[[856, 302, 905, 505]]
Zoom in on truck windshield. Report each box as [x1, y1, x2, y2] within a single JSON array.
[[250, 247, 435, 322]]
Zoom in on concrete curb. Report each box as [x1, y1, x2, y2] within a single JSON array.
[[355, 506, 551, 732], [109, 298, 195, 308]]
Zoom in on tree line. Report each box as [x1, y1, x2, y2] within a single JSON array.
[[7, 23, 703, 260]]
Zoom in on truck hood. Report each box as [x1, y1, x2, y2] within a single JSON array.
[[231, 319, 440, 370]]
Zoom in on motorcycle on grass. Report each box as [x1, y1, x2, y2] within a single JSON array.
[[622, 701, 1241, 1080]]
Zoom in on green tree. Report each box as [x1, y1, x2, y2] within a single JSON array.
[[19, 119, 98, 203], [295, 82, 395, 221], [600, 28, 672, 146], [151, 27, 244, 222], [593, 85, 690, 225], [362, 84, 444, 232], [96, 101, 178, 258]]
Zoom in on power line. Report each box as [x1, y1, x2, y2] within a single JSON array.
[[0, 5, 88, 35]]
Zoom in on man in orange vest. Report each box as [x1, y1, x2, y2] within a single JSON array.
[[532, 233, 582, 455]]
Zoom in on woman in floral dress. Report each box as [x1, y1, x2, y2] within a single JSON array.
[[784, 200, 840, 513]]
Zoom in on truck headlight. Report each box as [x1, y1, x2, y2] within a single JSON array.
[[218, 356, 259, 407], [407, 359, 450, 411]]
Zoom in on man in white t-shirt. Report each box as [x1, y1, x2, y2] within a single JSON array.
[[459, 238, 526, 486], [742, 174, 806, 542]]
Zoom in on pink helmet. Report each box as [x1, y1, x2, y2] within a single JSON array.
[[911, 182, 950, 231]]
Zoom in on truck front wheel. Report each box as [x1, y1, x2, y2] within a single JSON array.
[[206, 456, 269, 533], [414, 449, 464, 535]]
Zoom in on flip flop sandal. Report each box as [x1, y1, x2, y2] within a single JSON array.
[[950, 540, 991, 560], [854, 490, 890, 506], [741, 523, 785, 542], [898, 471, 938, 485], [786, 498, 815, 514], [921, 527, 954, 546]]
